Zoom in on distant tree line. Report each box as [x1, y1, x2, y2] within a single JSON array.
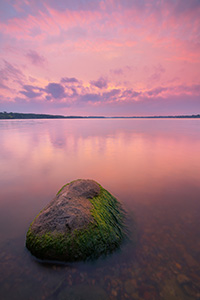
[[0, 111, 199, 119], [0, 111, 67, 119]]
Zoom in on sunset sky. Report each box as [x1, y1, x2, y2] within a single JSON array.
[[0, 0, 200, 116]]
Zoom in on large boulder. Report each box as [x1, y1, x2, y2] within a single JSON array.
[[26, 179, 125, 261]]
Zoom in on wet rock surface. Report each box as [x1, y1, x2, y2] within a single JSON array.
[[30, 179, 100, 235], [26, 179, 125, 262]]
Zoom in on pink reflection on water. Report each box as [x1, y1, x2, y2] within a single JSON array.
[[0, 119, 200, 204], [0, 119, 200, 299]]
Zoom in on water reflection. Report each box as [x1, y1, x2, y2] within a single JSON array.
[[0, 119, 200, 299]]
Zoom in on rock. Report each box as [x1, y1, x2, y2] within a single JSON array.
[[177, 274, 190, 285], [57, 284, 109, 300], [160, 278, 191, 300], [26, 179, 125, 262], [182, 251, 197, 268], [111, 289, 118, 297], [124, 279, 137, 295]]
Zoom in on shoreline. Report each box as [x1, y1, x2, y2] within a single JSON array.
[[0, 112, 200, 120]]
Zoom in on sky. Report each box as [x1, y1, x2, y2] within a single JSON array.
[[0, 0, 200, 116]]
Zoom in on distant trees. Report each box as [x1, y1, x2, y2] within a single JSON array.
[[0, 112, 199, 119]]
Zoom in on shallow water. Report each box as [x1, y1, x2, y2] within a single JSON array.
[[0, 119, 200, 300]]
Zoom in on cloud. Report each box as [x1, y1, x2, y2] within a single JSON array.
[[148, 64, 166, 83], [45, 95, 51, 101], [172, 84, 200, 95], [70, 87, 78, 96], [171, 0, 200, 15], [0, 2, 16, 22], [90, 77, 108, 89], [0, 60, 25, 97], [1, 0, 199, 22], [110, 68, 124, 75], [110, 66, 133, 77], [26, 50, 46, 66], [78, 88, 121, 104], [20, 85, 42, 98], [61, 77, 80, 84], [0, 82, 9, 90], [0, 0, 199, 117], [146, 87, 168, 97], [102, 89, 121, 99], [120, 89, 141, 100], [45, 82, 65, 99], [78, 93, 101, 103], [46, 0, 100, 12], [144, 84, 200, 99], [0, 60, 25, 84]]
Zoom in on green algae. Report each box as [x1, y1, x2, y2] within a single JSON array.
[[26, 181, 126, 262], [56, 182, 70, 195]]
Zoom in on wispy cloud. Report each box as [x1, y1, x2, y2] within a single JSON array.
[[0, 0, 199, 115], [148, 64, 166, 83], [61, 77, 80, 84], [20, 85, 43, 98], [0, 60, 26, 100], [90, 77, 108, 89], [0, 60, 25, 86], [26, 50, 46, 66]]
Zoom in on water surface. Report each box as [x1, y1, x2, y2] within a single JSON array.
[[0, 119, 200, 300]]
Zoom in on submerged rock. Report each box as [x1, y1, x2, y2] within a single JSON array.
[[56, 284, 109, 300], [26, 179, 125, 261]]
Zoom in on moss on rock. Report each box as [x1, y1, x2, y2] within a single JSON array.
[[26, 179, 126, 262]]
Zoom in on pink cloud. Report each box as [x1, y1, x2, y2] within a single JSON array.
[[148, 64, 166, 83], [0, 60, 25, 93], [45, 83, 65, 99], [90, 77, 108, 89], [1, 80, 200, 116], [26, 50, 46, 66], [20, 85, 42, 98], [0, 1, 199, 115], [61, 77, 80, 84]]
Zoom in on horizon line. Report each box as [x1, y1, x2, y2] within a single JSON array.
[[0, 111, 200, 119]]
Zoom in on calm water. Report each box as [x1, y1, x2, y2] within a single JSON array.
[[0, 119, 200, 300]]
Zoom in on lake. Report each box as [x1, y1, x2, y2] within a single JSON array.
[[0, 119, 200, 300]]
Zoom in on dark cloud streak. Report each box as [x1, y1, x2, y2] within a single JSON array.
[[90, 77, 108, 89], [45, 83, 65, 99], [61, 77, 80, 84], [20, 85, 42, 98], [0, 60, 25, 87], [26, 50, 46, 66]]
